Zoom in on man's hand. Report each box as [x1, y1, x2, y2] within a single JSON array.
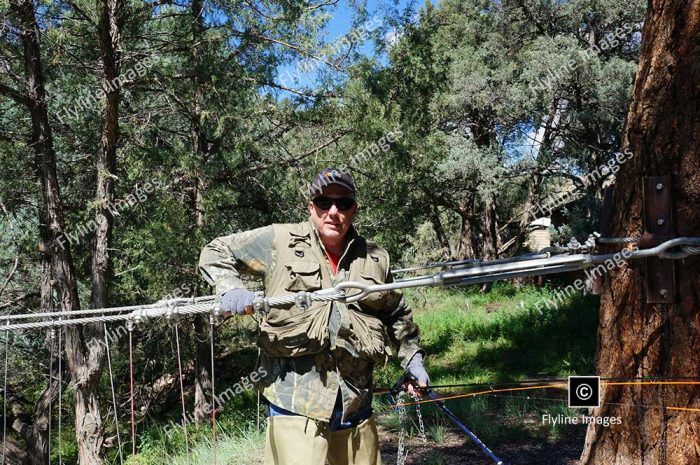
[[220, 288, 255, 316], [405, 352, 430, 398]]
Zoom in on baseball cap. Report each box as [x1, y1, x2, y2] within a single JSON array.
[[309, 168, 356, 199]]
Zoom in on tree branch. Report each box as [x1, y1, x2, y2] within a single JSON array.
[[247, 30, 345, 72], [0, 83, 29, 106]]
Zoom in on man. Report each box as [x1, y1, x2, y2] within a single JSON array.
[[199, 168, 429, 465]]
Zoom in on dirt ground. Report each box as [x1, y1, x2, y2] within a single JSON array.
[[378, 425, 586, 465]]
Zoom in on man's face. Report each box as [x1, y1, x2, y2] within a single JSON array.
[[308, 185, 357, 249]]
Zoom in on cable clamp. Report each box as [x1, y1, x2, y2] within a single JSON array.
[[253, 291, 269, 315], [295, 291, 312, 310]]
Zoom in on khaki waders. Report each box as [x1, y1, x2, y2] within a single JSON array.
[[264, 414, 382, 465]]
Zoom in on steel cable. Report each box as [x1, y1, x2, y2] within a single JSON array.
[[58, 326, 62, 465], [128, 327, 136, 462], [210, 316, 217, 465], [174, 323, 190, 465], [47, 330, 54, 465], [0, 237, 698, 333], [2, 320, 9, 465], [105, 323, 124, 465]]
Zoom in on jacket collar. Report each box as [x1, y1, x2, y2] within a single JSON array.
[[307, 217, 358, 259]]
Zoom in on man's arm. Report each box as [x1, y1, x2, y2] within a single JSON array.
[[198, 225, 275, 296], [379, 267, 429, 394], [381, 274, 424, 368]]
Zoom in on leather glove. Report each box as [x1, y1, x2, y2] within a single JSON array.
[[220, 288, 255, 316], [406, 352, 430, 396]]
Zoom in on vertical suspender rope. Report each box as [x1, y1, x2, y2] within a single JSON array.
[[57, 324, 62, 465], [104, 323, 124, 464], [48, 328, 55, 465], [174, 323, 190, 465], [209, 314, 217, 465], [128, 320, 136, 462], [2, 319, 10, 465], [256, 391, 261, 434]]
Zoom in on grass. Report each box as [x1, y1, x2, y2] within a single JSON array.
[[427, 414, 448, 442], [374, 282, 599, 446], [127, 388, 266, 465], [131, 423, 265, 465], [540, 402, 586, 441], [414, 284, 596, 379], [425, 454, 449, 465]]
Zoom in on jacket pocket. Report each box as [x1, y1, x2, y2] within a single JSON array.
[[257, 304, 330, 357], [284, 261, 322, 292], [344, 309, 389, 365], [358, 272, 388, 309]]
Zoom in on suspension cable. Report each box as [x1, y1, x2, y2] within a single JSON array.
[[374, 376, 700, 395], [174, 322, 190, 465], [0, 296, 217, 321], [597, 236, 640, 244], [210, 314, 217, 465], [2, 319, 9, 465], [1, 237, 698, 333], [48, 329, 55, 465], [128, 322, 136, 462], [57, 325, 62, 465], [104, 323, 124, 465], [444, 392, 698, 416], [0, 301, 217, 332]]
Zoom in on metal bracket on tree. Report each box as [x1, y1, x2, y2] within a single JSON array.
[[640, 176, 676, 304]]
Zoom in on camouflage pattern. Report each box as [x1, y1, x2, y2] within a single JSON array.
[[199, 219, 423, 422]]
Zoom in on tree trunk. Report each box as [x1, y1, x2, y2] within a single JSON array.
[[428, 204, 452, 259], [513, 98, 565, 253], [93, 0, 122, 310], [9, 1, 83, 463], [479, 199, 500, 292], [193, 314, 213, 425], [514, 171, 540, 252], [579, 1, 700, 464], [481, 199, 499, 261], [72, 0, 125, 461], [1, 434, 28, 465], [24, 333, 62, 465], [11, 0, 106, 463], [190, 0, 214, 426], [457, 197, 475, 260]]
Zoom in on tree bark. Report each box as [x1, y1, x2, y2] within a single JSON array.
[[193, 314, 213, 425], [428, 204, 452, 259], [456, 196, 476, 260], [190, 0, 214, 426], [70, 0, 125, 462], [93, 0, 122, 310], [481, 199, 499, 261], [10, 0, 108, 462], [1, 434, 28, 465], [514, 171, 540, 252], [9, 1, 82, 463], [579, 1, 700, 464], [479, 199, 500, 291]]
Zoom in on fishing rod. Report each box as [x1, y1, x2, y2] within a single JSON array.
[[389, 373, 505, 465], [426, 390, 505, 465]]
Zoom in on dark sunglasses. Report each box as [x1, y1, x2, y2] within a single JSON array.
[[312, 196, 356, 211]]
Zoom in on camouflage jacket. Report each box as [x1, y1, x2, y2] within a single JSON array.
[[199, 219, 423, 422]]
